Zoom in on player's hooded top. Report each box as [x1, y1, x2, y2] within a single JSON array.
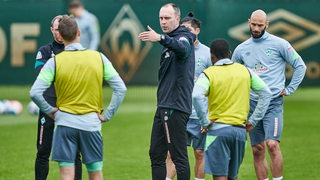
[[232, 31, 306, 100], [157, 25, 196, 114]]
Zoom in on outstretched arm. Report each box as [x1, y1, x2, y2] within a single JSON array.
[[138, 25, 193, 59], [138, 25, 161, 42]]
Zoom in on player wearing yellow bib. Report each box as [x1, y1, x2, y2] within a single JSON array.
[[33, 15, 82, 180], [30, 15, 126, 180], [193, 39, 271, 179]]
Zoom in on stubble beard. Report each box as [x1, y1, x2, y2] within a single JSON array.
[[250, 27, 266, 39]]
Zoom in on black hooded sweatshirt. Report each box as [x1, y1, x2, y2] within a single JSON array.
[[157, 25, 196, 114]]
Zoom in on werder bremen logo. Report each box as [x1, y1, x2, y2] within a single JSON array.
[[228, 9, 320, 51], [101, 4, 152, 82]]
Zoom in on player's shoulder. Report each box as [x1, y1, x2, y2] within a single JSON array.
[[196, 42, 211, 59], [267, 33, 291, 49], [198, 42, 210, 50], [233, 37, 252, 51], [234, 61, 247, 68], [85, 10, 98, 20], [264, 33, 288, 46], [36, 42, 53, 60], [268, 33, 283, 40], [176, 26, 194, 39], [240, 37, 253, 46], [178, 33, 195, 46]]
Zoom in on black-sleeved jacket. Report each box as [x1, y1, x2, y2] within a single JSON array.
[[157, 26, 196, 114], [34, 40, 64, 106]]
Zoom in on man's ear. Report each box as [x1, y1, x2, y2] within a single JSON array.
[[266, 20, 270, 29], [195, 27, 200, 35], [228, 50, 232, 59], [211, 54, 217, 64]]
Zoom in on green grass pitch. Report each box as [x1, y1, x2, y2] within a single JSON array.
[[0, 86, 319, 179]]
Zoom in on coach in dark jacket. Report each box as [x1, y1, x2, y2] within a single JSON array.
[[139, 3, 195, 180]]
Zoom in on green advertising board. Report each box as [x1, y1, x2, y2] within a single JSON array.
[[0, 0, 319, 86]]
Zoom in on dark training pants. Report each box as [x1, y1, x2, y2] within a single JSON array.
[[35, 111, 82, 180], [149, 108, 190, 180]]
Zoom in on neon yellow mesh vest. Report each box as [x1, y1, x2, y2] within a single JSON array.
[[203, 63, 251, 126], [54, 50, 103, 114]]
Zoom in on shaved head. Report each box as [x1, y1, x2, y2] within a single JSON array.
[[248, 9, 269, 38], [250, 9, 268, 22]]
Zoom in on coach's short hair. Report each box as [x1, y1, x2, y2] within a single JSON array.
[[50, 15, 63, 27], [162, 3, 180, 17]]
